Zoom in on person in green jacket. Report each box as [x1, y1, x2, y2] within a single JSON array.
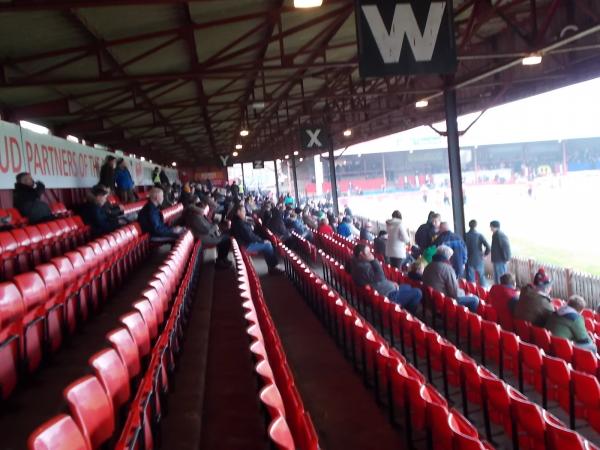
[[545, 295, 597, 353]]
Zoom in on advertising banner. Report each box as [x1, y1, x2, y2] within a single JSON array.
[[0, 119, 177, 189]]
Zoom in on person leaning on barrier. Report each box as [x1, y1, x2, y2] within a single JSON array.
[[545, 295, 597, 353], [348, 243, 422, 315], [513, 268, 555, 327], [13, 172, 54, 224], [422, 245, 479, 312], [138, 187, 185, 243]]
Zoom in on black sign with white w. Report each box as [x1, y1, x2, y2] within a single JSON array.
[[355, 0, 456, 77]]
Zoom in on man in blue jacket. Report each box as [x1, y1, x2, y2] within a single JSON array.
[[434, 222, 467, 278], [115, 158, 137, 204], [138, 187, 184, 243]]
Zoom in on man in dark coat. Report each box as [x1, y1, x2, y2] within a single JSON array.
[[138, 187, 184, 243], [99, 155, 117, 191], [12, 172, 53, 224], [415, 211, 440, 251], [490, 220, 512, 284], [81, 185, 121, 238], [465, 219, 491, 286]]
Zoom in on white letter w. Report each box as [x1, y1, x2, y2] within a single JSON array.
[[362, 2, 446, 63]]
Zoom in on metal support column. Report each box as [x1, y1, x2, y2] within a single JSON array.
[[291, 155, 300, 206], [240, 163, 246, 194], [273, 160, 280, 200], [444, 89, 466, 238], [328, 142, 340, 216]]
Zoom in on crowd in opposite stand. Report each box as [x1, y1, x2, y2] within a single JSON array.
[[4, 169, 597, 354]]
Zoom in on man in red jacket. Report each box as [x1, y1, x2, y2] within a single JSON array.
[[488, 272, 519, 330]]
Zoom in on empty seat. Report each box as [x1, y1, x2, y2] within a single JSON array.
[[35, 263, 65, 353], [89, 349, 131, 415], [50, 256, 79, 334], [0, 282, 25, 399], [133, 300, 159, 340], [120, 312, 151, 358], [64, 375, 115, 449], [13, 272, 48, 373], [106, 328, 141, 379], [0, 231, 19, 280], [28, 414, 91, 450], [10, 228, 33, 273]]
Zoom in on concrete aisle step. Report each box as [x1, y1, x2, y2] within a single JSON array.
[[159, 257, 215, 449], [198, 266, 268, 450], [253, 258, 405, 450], [0, 246, 171, 450]]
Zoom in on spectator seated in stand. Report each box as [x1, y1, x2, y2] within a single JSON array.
[[337, 216, 359, 238], [546, 295, 597, 353], [138, 187, 185, 243], [302, 206, 318, 229], [513, 268, 555, 327], [286, 211, 313, 242], [407, 257, 426, 282], [422, 245, 480, 312], [488, 272, 519, 330], [13, 172, 54, 224], [317, 217, 334, 236], [183, 199, 231, 269], [348, 243, 422, 315], [80, 185, 125, 238], [230, 203, 282, 275], [266, 204, 292, 243], [360, 221, 374, 242]]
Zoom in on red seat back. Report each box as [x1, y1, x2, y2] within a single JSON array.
[[119, 312, 151, 357], [28, 414, 91, 450], [13, 272, 47, 312], [0, 282, 26, 328], [64, 376, 115, 449], [89, 349, 131, 414], [106, 328, 141, 379]]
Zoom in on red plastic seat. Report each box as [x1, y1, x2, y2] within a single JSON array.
[[571, 369, 600, 433], [35, 223, 56, 262], [24, 226, 44, 266], [448, 408, 487, 450], [6, 208, 27, 227], [28, 414, 91, 450], [519, 341, 544, 392], [531, 327, 551, 353], [550, 336, 573, 362], [572, 346, 598, 375], [513, 319, 532, 342], [0, 282, 25, 399], [35, 263, 65, 353], [544, 412, 586, 450], [133, 300, 158, 340], [481, 320, 501, 369], [64, 251, 92, 322], [119, 312, 151, 358], [13, 272, 47, 373], [0, 231, 19, 280], [50, 256, 79, 334], [511, 395, 546, 450], [10, 227, 33, 273], [141, 288, 165, 326], [106, 328, 141, 379], [89, 348, 131, 415], [542, 354, 571, 411], [64, 375, 115, 449]]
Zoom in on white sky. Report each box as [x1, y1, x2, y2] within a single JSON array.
[[337, 76, 600, 156]]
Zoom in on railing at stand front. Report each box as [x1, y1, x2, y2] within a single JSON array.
[[353, 214, 600, 310]]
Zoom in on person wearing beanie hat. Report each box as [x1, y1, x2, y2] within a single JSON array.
[[513, 267, 555, 327], [490, 220, 511, 284]]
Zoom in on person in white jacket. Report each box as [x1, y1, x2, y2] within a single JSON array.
[[386, 210, 410, 269]]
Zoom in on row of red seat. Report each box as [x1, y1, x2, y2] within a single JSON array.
[[28, 232, 199, 450], [0, 222, 150, 400], [0, 216, 90, 281], [280, 243, 498, 450], [233, 239, 318, 450], [318, 228, 600, 379], [290, 230, 318, 263], [316, 238, 600, 445]]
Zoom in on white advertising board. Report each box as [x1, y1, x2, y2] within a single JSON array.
[[0, 119, 178, 189]]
